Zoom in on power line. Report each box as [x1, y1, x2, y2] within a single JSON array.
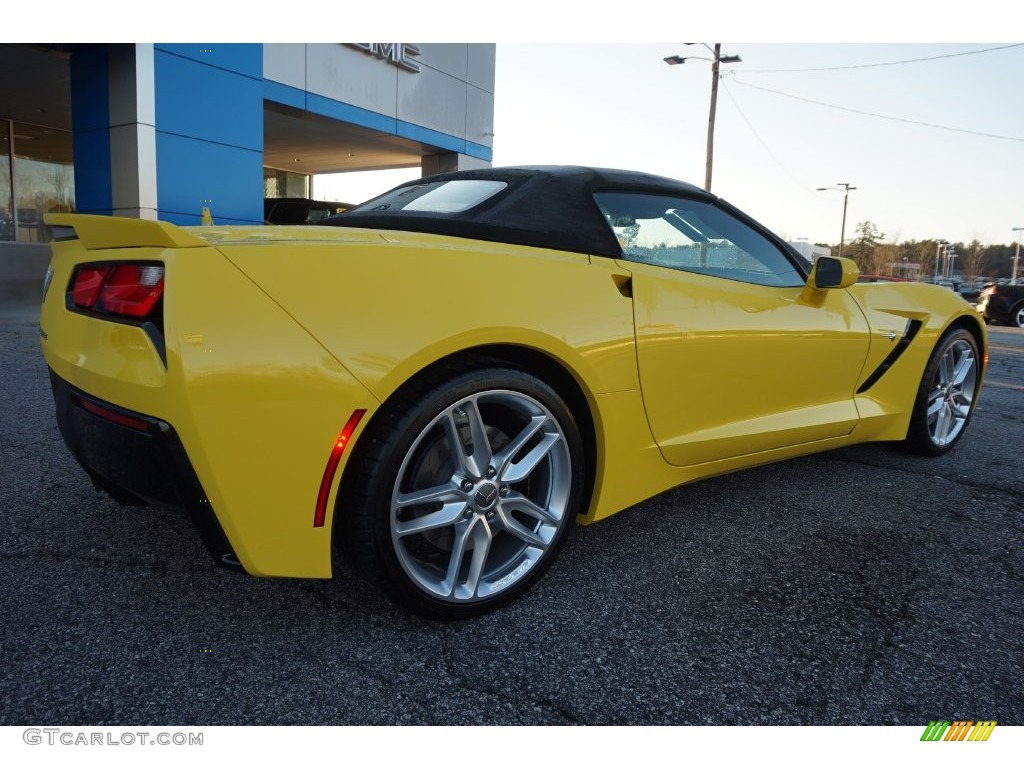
[[719, 82, 816, 195], [740, 44, 1024, 73], [730, 78, 1024, 142]]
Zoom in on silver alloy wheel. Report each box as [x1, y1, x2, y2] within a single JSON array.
[[389, 389, 572, 603], [926, 338, 978, 447], [1013, 304, 1024, 329]]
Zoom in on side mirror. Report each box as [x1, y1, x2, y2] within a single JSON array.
[[811, 256, 859, 290]]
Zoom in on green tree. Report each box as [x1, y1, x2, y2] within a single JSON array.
[[853, 221, 884, 248], [845, 221, 886, 273]]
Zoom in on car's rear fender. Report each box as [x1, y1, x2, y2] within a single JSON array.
[[41, 215, 380, 579], [217, 235, 665, 523]]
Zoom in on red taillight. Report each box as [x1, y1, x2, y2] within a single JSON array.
[[314, 409, 367, 528], [71, 263, 164, 318], [101, 265, 165, 317], [71, 266, 113, 308]]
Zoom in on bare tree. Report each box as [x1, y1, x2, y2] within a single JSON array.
[[962, 238, 985, 282], [48, 166, 74, 213]]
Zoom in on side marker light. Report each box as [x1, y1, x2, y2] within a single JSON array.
[[314, 409, 367, 528]]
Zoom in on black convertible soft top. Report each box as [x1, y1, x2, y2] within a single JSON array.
[[320, 165, 712, 258]]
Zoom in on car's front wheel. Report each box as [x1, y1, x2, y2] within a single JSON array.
[[339, 366, 584, 620], [903, 327, 981, 456]]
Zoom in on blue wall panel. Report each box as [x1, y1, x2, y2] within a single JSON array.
[[396, 120, 463, 155], [155, 44, 262, 78], [297, 93, 493, 163], [464, 140, 493, 163], [306, 94, 397, 135], [69, 45, 112, 214], [70, 45, 110, 133], [70, 130, 112, 215], [154, 43, 263, 224], [156, 133, 263, 225], [264, 80, 306, 111], [154, 48, 263, 151]]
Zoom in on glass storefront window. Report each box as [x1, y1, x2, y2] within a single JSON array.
[[12, 121, 74, 243], [1, 124, 12, 242], [264, 168, 309, 199]]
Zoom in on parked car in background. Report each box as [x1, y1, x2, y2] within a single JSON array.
[[977, 282, 1024, 327], [856, 275, 913, 283], [957, 284, 982, 304], [264, 198, 351, 225]]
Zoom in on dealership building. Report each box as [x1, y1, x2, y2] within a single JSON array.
[[0, 43, 495, 280]]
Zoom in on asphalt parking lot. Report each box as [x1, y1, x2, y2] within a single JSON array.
[[1, 301, 1021, 726]]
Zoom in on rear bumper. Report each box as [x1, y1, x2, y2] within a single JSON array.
[[49, 369, 240, 569], [977, 294, 1009, 323]]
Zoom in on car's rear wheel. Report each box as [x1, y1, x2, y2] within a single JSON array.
[[903, 327, 980, 456], [339, 367, 584, 620]]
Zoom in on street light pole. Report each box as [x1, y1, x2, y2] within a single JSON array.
[[1013, 227, 1023, 284], [934, 240, 948, 282], [816, 183, 856, 259], [664, 44, 742, 192]]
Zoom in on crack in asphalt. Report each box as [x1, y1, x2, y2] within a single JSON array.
[[437, 633, 584, 725], [287, 580, 584, 725], [826, 451, 1024, 498]]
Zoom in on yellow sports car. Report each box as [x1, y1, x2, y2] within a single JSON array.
[[40, 166, 986, 619]]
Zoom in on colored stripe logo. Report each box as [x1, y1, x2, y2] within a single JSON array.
[[920, 721, 997, 741]]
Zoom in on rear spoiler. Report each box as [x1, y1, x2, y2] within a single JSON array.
[[44, 213, 207, 250]]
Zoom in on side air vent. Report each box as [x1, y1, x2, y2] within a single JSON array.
[[857, 319, 923, 394]]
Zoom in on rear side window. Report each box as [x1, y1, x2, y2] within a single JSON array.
[[594, 192, 803, 287], [350, 180, 508, 215]]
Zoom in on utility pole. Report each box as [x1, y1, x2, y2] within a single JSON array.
[[705, 44, 722, 193], [664, 44, 742, 192], [817, 183, 856, 259]]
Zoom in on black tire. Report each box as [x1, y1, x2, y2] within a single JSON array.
[[338, 366, 585, 620], [903, 327, 981, 456], [1011, 302, 1024, 329]]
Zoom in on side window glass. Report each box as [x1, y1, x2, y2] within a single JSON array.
[[593, 192, 803, 287]]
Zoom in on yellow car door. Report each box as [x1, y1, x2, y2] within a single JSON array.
[[628, 262, 871, 466], [594, 191, 871, 467]]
